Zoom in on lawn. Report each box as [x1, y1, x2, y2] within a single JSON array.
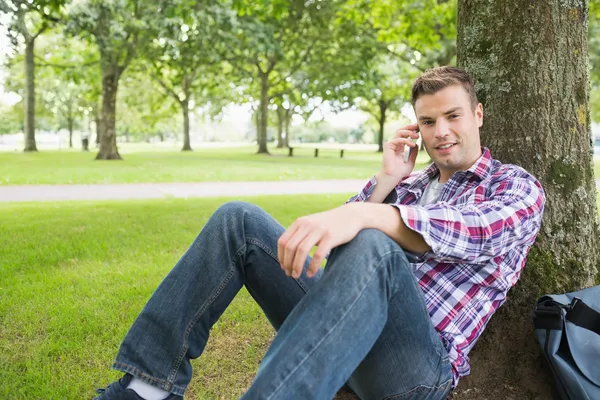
[[2, 193, 600, 399], [1, 144, 598, 186], [0, 194, 350, 400], [0, 145, 431, 185]]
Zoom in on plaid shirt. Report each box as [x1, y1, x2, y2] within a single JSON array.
[[346, 148, 545, 386]]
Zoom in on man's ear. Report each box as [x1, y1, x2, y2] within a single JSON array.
[[476, 103, 483, 128]]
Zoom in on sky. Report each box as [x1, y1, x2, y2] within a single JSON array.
[[0, 14, 19, 106]]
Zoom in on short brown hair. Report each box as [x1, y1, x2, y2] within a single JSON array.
[[411, 66, 478, 110]]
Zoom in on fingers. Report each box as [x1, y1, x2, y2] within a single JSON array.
[[393, 128, 420, 140], [290, 229, 323, 278], [278, 218, 322, 278], [307, 235, 333, 278], [277, 222, 299, 266], [387, 137, 419, 147], [278, 217, 332, 280], [399, 123, 419, 132], [281, 226, 311, 275], [385, 137, 419, 154]]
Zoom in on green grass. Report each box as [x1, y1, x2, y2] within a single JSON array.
[[0, 145, 434, 185], [0, 195, 350, 399], [1, 144, 598, 186], [2, 193, 600, 399]]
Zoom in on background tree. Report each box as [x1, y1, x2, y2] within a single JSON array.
[[145, 0, 235, 151], [227, 0, 345, 154], [354, 56, 416, 152], [455, 1, 600, 398], [1, 0, 64, 152], [67, 0, 158, 160], [117, 70, 180, 143]]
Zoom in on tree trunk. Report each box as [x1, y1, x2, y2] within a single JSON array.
[[95, 111, 101, 145], [181, 100, 192, 151], [276, 106, 285, 148], [255, 108, 260, 141], [96, 65, 123, 160], [455, 1, 599, 398], [68, 115, 74, 148], [257, 71, 270, 154], [284, 107, 292, 148], [377, 100, 387, 153], [23, 38, 37, 152]]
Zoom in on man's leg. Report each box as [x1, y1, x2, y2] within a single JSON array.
[[242, 229, 452, 400], [111, 201, 322, 397]]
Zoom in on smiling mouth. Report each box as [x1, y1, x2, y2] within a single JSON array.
[[436, 143, 456, 150]]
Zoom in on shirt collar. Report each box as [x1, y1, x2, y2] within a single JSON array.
[[400, 147, 493, 193]]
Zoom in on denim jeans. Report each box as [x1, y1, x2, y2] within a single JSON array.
[[113, 201, 452, 400]]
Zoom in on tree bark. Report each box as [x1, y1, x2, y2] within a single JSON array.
[[95, 110, 101, 146], [23, 38, 37, 152], [276, 106, 285, 148], [377, 100, 388, 153], [455, 1, 599, 398], [257, 70, 270, 154], [68, 117, 73, 148], [284, 107, 293, 148], [96, 65, 123, 160], [181, 100, 192, 151]]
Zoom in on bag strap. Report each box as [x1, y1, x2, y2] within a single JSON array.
[[533, 299, 563, 330], [566, 297, 600, 335]]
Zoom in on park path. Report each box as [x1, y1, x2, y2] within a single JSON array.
[[0, 180, 369, 202], [1, 179, 599, 202]]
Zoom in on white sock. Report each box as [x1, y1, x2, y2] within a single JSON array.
[[127, 377, 170, 400]]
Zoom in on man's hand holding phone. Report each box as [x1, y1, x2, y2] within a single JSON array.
[[381, 123, 420, 181]]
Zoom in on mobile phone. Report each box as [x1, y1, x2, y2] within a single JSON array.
[[403, 145, 417, 163], [403, 129, 420, 163]]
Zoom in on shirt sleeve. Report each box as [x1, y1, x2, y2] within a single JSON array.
[[345, 176, 378, 203], [395, 176, 545, 264]]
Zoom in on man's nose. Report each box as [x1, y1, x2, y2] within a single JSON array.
[[434, 120, 449, 138]]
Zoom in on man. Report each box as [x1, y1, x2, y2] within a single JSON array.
[[95, 66, 545, 400]]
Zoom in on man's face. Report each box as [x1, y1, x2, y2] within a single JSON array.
[[414, 85, 484, 182]]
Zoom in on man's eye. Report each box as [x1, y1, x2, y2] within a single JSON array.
[[422, 121, 433, 125], [449, 114, 459, 119]]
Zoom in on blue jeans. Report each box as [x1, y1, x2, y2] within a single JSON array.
[[113, 202, 452, 400]]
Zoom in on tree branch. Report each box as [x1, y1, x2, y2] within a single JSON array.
[[271, 38, 317, 87], [149, 61, 183, 105], [35, 55, 100, 69]]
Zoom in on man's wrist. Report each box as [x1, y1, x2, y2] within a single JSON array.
[[375, 171, 402, 186]]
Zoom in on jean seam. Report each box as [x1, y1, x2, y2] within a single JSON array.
[[247, 237, 311, 293], [382, 378, 452, 400], [166, 247, 243, 387], [266, 249, 405, 399]]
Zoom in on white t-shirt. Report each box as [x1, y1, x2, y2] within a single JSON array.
[[417, 175, 445, 205]]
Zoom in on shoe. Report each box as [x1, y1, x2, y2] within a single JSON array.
[[94, 374, 182, 400]]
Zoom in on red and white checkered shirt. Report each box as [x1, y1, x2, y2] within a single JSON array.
[[346, 148, 545, 386]]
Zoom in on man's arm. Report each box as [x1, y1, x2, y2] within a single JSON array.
[[365, 172, 401, 204], [277, 201, 431, 279], [396, 176, 546, 265], [359, 202, 431, 253]]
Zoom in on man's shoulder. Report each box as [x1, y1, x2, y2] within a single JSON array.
[[487, 158, 540, 184]]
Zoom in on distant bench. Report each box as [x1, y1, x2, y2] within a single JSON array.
[[288, 147, 346, 158]]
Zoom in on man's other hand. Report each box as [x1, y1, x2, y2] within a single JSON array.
[[277, 204, 364, 279]]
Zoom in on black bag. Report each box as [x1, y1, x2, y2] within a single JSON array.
[[533, 285, 600, 400]]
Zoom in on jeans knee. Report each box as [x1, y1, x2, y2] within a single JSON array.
[[213, 201, 262, 223], [348, 229, 404, 258]]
